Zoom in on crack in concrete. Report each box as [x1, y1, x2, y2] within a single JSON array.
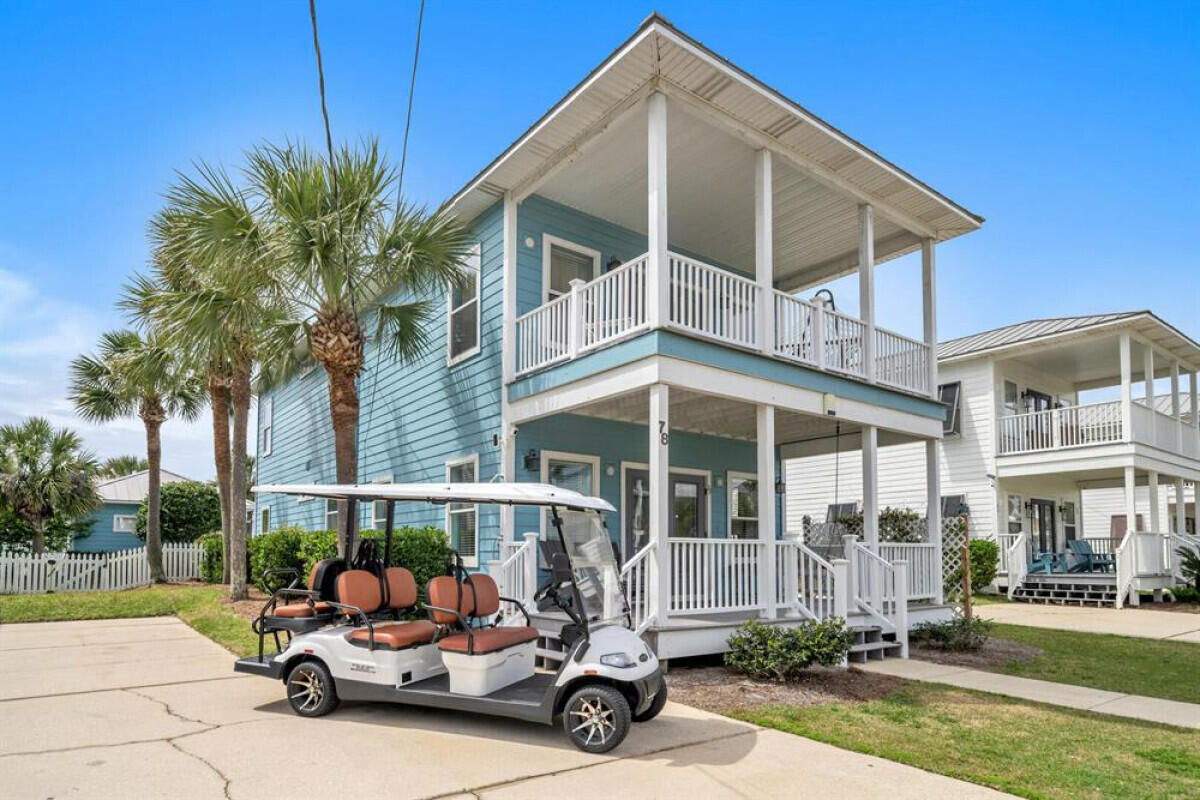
[[125, 687, 213, 727], [167, 736, 233, 800]]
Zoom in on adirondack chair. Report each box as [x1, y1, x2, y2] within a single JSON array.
[[1066, 539, 1115, 573]]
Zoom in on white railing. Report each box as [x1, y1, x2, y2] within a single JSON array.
[[776, 536, 839, 620], [0, 544, 203, 595], [620, 542, 655, 635], [875, 328, 929, 395], [579, 256, 649, 351], [488, 532, 539, 620], [878, 543, 937, 601], [822, 308, 867, 378], [514, 294, 571, 375], [668, 253, 760, 349], [996, 533, 1023, 577], [1114, 531, 1136, 608], [1134, 532, 1171, 576], [668, 538, 763, 614], [847, 539, 907, 653], [774, 292, 819, 365], [1005, 533, 1029, 600], [998, 400, 1124, 455]]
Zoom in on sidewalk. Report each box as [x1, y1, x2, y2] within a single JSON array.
[[860, 659, 1200, 729], [977, 601, 1200, 642]]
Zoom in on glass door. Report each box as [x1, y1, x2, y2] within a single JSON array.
[[623, 469, 708, 559], [1031, 499, 1057, 555]]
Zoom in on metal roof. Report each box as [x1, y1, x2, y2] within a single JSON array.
[[252, 483, 616, 513], [97, 469, 194, 504]]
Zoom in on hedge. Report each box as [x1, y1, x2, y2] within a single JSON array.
[[136, 482, 222, 544], [725, 618, 852, 681]]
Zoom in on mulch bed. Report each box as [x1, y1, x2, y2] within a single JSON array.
[[666, 662, 903, 714], [910, 637, 1041, 669]]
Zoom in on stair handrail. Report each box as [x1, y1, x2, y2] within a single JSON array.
[[1114, 530, 1137, 609], [619, 541, 656, 635], [1006, 532, 1028, 600], [781, 536, 839, 621], [846, 538, 898, 634], [494, 532, 539, 620]]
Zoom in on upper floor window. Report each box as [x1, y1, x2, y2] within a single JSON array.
[[1003, 381, 1019, 416], [260, 507, 271, 534], [938, 381, 962, 436], [542, 235, 599, 301], [261, 397, 273, 456], [446, 455, 479, 566], [448, 244, 481, 365]]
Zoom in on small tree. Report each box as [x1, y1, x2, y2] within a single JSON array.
[[135, 482, 222, 544], [99, 455, 149, 478]]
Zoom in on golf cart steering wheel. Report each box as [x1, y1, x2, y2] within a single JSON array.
[[534, 577, 567, 604]]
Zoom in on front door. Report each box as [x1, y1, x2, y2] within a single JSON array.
[[1031, 499, 1057, 554], [623, 469, 707, 560]]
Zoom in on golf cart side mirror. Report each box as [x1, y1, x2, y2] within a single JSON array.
[[550, 552, 573, 582]]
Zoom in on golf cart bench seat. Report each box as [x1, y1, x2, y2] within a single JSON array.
[[349, 620, 437, 649], [437, 626, 537, 654], [337, 566, 434, 650], [262, 559, 346, 627], [272, 601, 334, 618], [427, 574, 538, 656]]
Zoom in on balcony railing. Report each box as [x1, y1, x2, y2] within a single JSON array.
[[998, 399, 1200, 458], [514, 250, 931, 395]]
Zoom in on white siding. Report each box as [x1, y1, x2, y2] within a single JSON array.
[[1081, 484, 1194, 537]]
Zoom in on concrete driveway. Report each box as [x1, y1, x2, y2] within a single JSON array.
[[0, 617, 1010, 799], [979, 601, 1200, 642]]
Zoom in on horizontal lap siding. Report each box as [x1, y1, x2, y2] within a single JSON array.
[[1081, 485, 1192, 537], [72, 502, 142, 552]]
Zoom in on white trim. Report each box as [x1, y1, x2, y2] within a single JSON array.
[[541, 234, 600, 303], [619, 460, 712, 557], [445, 453, 480, 567], [447, 242, 482, 367], [370, 474, 394, 530], [727, 470, 759, 538], [261, 397, 273, 457], [112, 514, 136, 534], [538, 449, 602, 537]]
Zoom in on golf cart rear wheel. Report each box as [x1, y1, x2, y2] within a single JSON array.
[[562, 684, 630, 753], [286, 660, 339, 717], [632, 681, 668, 722]]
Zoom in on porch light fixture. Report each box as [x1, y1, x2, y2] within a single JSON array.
[[775, 478, 786, 494], [523, 449, 540, 472], [605, 256, 622, 273]]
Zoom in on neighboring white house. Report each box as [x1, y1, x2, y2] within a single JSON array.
[[785, 311, 1200, 607]]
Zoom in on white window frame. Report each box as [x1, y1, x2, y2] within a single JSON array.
[[447, 243, 482, 366], [261, 397, 273, 457], [446, 454, 480, 567], [113, 514, 136, 534], [325, 499, 339, 531], [539, 450, 601, 536], [619, 462, 712, 557], [541, 234, 600, 303], [727, 471, 759, 540], [370, 474, 394, 530], [260, 507, 270, 534]]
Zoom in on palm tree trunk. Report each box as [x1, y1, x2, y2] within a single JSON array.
[[327, 367, 359, 558], [209, 379, 233, 583], [29, 519, 46, 555], [228, 368, 251, 600], [143, 408, 166, 583]]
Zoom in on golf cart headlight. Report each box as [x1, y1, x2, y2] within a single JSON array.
[[600, 652, 637, 669]]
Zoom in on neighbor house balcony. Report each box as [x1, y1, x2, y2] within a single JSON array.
[[997, 398, 1200, 461], [514, 249, 931, 396]]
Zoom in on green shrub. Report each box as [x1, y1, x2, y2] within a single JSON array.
[[136, 482, 222, 544], [725, 618, 853, 681], [369, 525, 450, 593], [911, 614, 992, 651], [835, 506, 926, 543], [1175, 547, 1200, 592], [295, 529, 338, 576], [249, 526, 309, 587], [197, 532, 224, 583], [1170, 585, 1199, 603], [946, 538, 1001, 594]]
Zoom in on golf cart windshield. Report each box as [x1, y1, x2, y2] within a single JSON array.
[[555, 510, 628, 627]]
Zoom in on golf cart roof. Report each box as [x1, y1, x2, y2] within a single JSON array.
[[252, 482, 616, 513]]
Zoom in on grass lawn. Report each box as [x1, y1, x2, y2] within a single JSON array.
[[0, 583, 259, 657], [985, 623, 1200, 705], [736, 682, 1200, 800]]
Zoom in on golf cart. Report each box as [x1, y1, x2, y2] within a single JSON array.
[[235, 482, 665, 753]]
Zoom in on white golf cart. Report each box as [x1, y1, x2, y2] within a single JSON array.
[[235, 483, 665, 753]]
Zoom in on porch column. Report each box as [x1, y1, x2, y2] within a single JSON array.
[[1119, 334, 1133, 441], [862, 425, 879, 550], [1175, 477, 1187, 536], [1171, 361, 1182, 452], [1123, 465, 1138, 535], [646, 91, 670, 330], [859, 205, 876, 383], [757, 404, 777, 619], [1144, 345, 1156, 443], [755, 149, 774, 356], [1149, 470, 1161, 533], [921, 238, 937, 398], [499, 192, 518, 546], [1192, 372, 1199, 433], [648, 383, 671, 626], [925, 439, 943, 604]]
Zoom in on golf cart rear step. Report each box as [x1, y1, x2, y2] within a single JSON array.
[[234, 654, 285, 679]]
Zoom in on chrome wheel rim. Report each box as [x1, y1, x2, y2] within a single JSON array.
[[288, 668, 324, 713], [569, 696, 616, 747]]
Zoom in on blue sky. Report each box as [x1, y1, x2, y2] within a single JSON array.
[[0, 1, 1196, 477]]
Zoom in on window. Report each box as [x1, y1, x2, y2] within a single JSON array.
[[1003, 381, 1019, 416], [1007, 495, 1023, 534], [938, 381, 962, 436], [325, 499, 339, 531], [260, 507, 270, 534], [371, 475, 393, 530], [728, 472, 759, 539], [941, 494, 968, 517], [446, 455, 479, 566], [113, 515, 136, 533], [261, 397, 273, 456], [542, 235, 599, 301], [1062, 501, 1077, 541], [447, 243, 481, 364], [542, 451, 600, 539]]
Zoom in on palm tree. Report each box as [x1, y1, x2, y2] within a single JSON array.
[[128, 162, 278, 597], [69, 331, 204, 581], [246, 140, 473, 556], [0, 417, 101, 554], [98, 455, 148, 478]]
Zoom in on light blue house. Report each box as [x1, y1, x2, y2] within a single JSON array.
[[75, 469, 193, 552], [254, 15, 983, 658]]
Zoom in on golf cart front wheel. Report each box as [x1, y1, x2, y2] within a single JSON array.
[[632, 681, 668, 723], [286, 660, 339, 717], [562, 684, 630, 753]]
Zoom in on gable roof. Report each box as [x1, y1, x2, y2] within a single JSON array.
[[938, 313, 1146, 360], [445, 14, 982, 249], [97, 469, 194, 504]]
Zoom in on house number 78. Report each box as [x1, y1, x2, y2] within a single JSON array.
[[658, 420, 669, 446]]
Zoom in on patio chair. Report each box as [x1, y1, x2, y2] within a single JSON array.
[[1066, 539, 1115, 573]]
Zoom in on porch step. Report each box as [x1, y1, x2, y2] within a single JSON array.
[[847, 625, 903, 664], [1012, 581, 1118, 608]]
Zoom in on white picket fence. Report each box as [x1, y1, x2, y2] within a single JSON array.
[[0, 544, 204, 594]]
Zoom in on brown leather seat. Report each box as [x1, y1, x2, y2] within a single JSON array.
[[336, 569, 384, 615], [429, 573, 538, 655], [271, 601, 332, 618], [383, 567, 419, 611], [349, 620, 437, 650], [437, 626, 537, 654]]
